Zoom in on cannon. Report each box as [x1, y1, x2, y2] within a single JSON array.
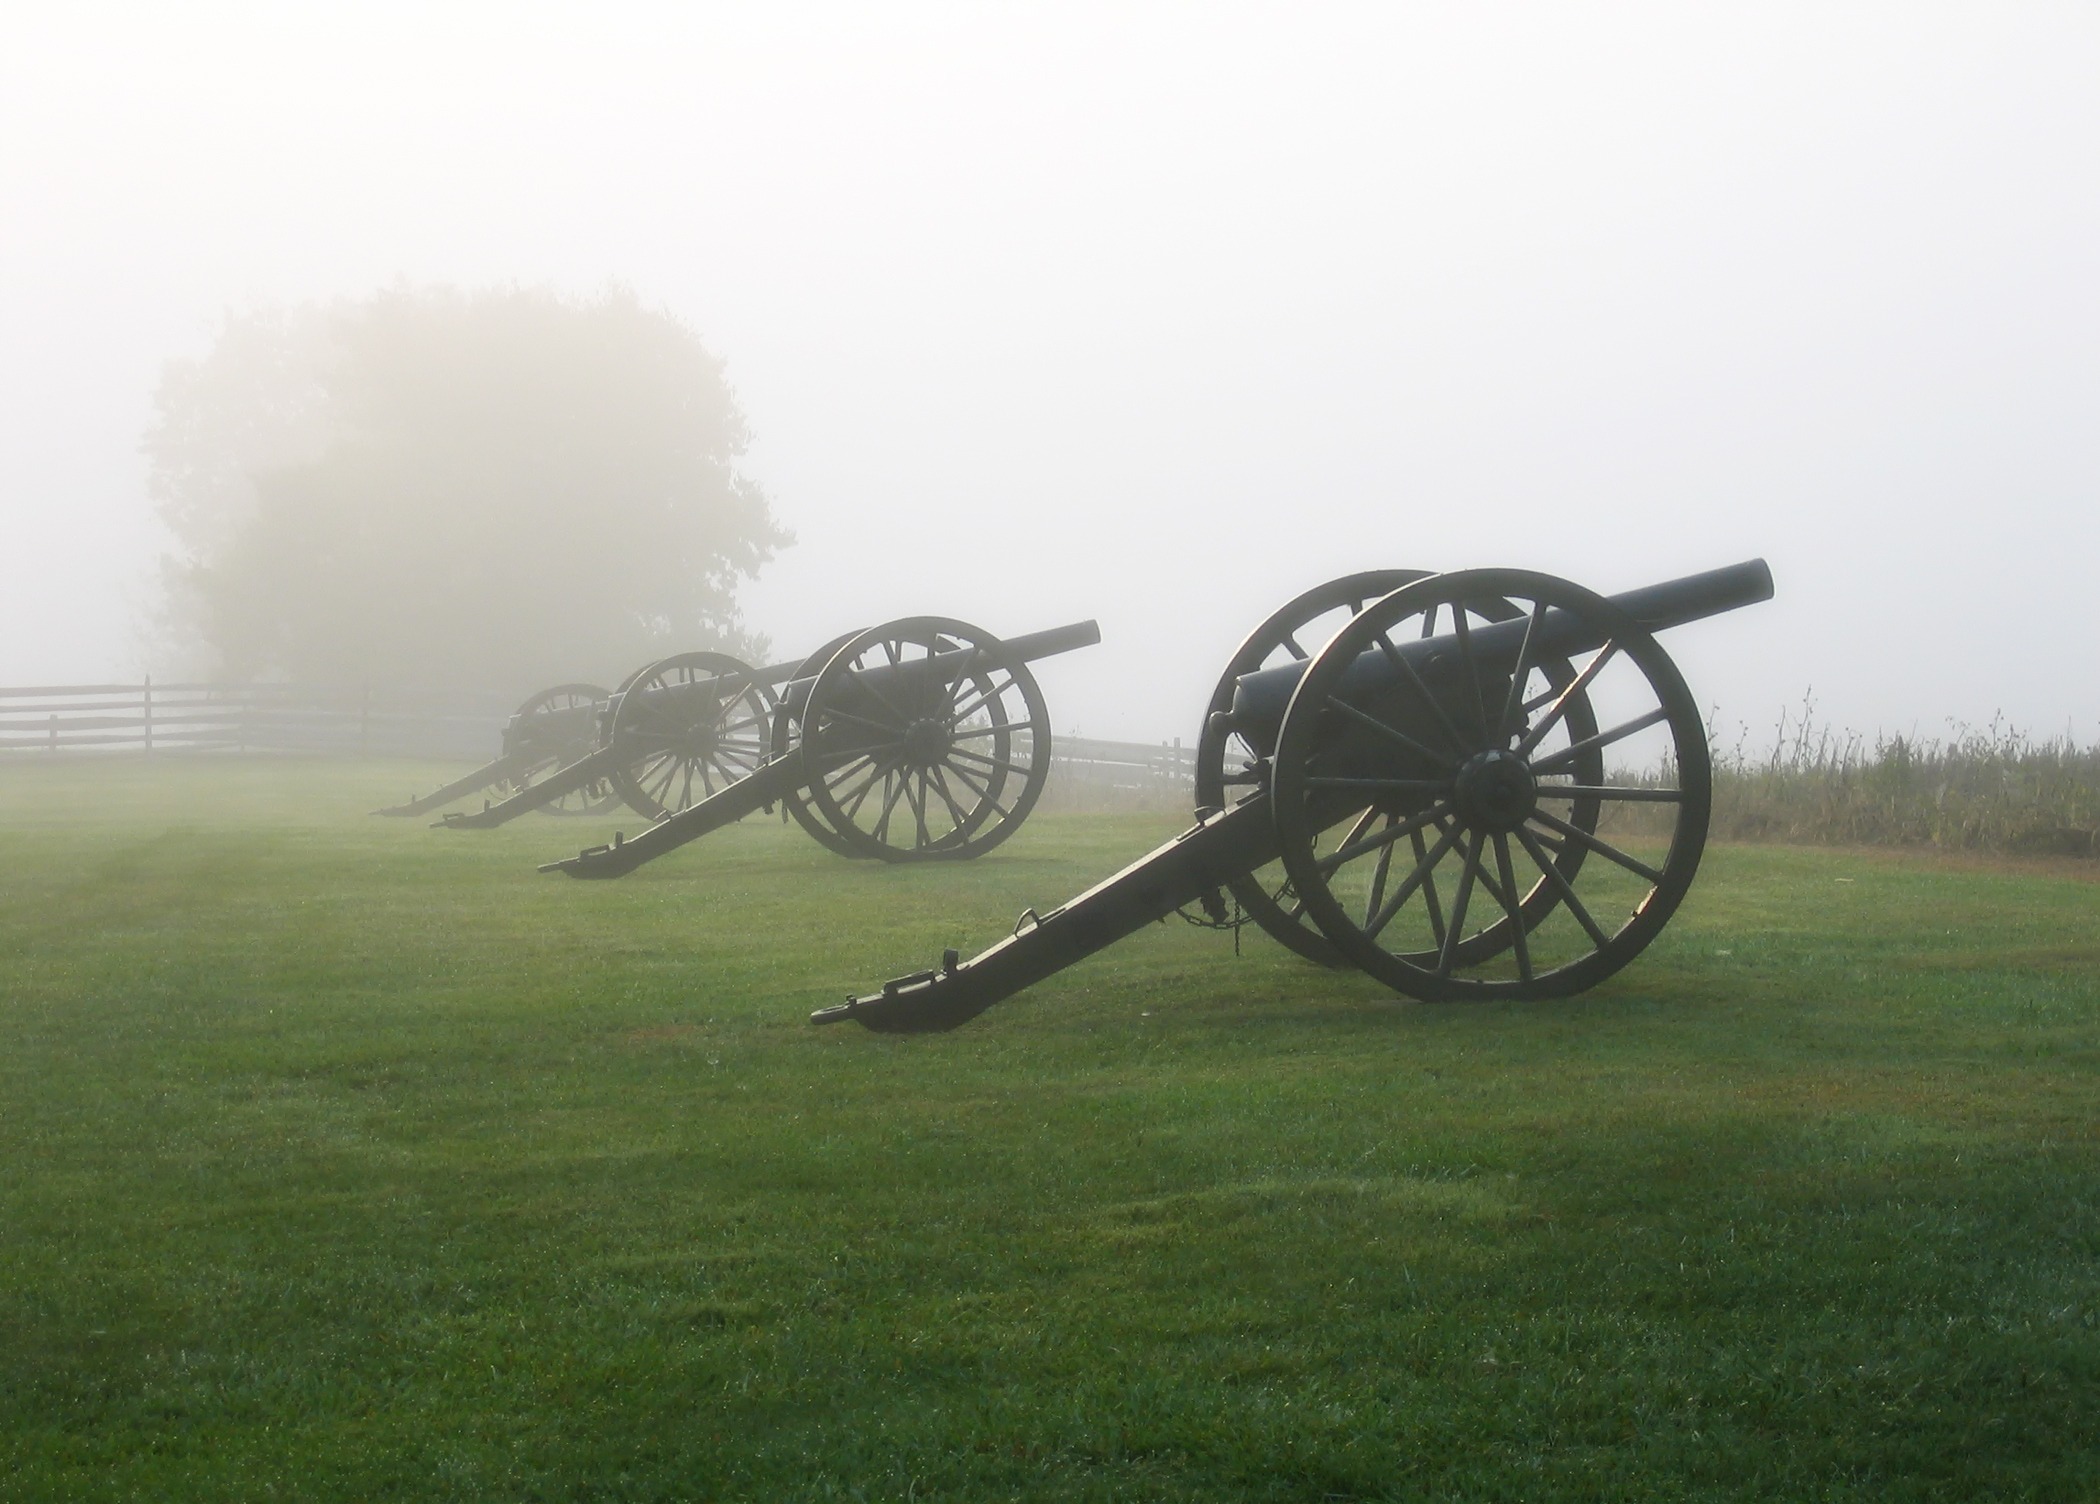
[[429, 649, 791, 829], [374, 681, 617, 818], [815, 560, 1773, 1032], [539, 615, 1100, 876]]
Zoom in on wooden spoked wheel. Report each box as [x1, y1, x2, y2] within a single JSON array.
[[497, 682, 618, 815], [792, 617, 1051, 862], [604, 651, 773, 822], [1269, 569, 1710, 1001], [1194, 570, 1433, 965]]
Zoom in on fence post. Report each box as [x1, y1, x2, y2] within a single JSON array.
[[48, 713, 57, 754], [360, 683, 371, 759], [143, 675, 153, 757]]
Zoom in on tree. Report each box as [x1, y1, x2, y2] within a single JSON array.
[[146, 284, 790, 694]]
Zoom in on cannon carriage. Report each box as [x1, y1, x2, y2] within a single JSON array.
[[817, 560, 1772, 1032], [374, 680, 618, 818], [540, 615, 1099, 876], [424, 648, 794, 830]]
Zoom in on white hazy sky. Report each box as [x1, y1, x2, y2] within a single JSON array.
[[3, 2, 2096, 748]]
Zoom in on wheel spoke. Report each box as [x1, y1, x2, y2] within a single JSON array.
[[1317, 802, 1450, 874], [1331, 804, 1383, 863], [1461, 827, 1519, 915], [933, 646, 983, 707], [1497, 599, 1549, 744], [1434, 830, 1486, 977], [1450, 605, 1493, 746], [1529, 706, 1672, 774], [1306, 775, 1451, 793], [1517, 642, 1620, 756], [948, 747, 1033, 778], [1514, 825, 1612, 950], [839, 762, 887, 820], [820, 706, 908, 737], [848, 654, 912, 725], [644, 754, 678, 803], [1364, 816, 1399, 929], [1363, 820, 1465, 939], [942, 759, 1015, 823], [1412, 826, 1447, 948], [928, 766, 973, 828], [948, 672, 1014, 725], [1529, 807, 1664, 885], [951, 720, 1036, 740], [1321, 695, 1458, 772], [908, 772, 931, 847], [872, 770, 907, 843], [1374, 631, 1469, 758], [1491, 833, 1533, 982], [1533, 784, 1684, 804]]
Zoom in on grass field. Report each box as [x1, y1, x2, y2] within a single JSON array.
[[2, 758, 2096, 1501]]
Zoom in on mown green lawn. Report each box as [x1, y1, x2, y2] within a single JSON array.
[[1, 758, 2095, 1501]]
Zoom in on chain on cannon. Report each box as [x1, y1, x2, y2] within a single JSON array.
[[536, 616, 1101, 877], [815, 560, 1773, 1031]]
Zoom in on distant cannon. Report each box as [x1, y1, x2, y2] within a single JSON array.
[[816, 561, 1773, 1032], [539, 616, 1100, 876], [429, 650, 790, 829], [375, 682, 616, 818]]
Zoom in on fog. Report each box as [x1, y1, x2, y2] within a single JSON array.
[[4, 3, 2096, 747]]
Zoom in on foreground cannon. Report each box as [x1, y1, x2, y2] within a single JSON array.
[[375, 682, 616, 818], [540, 616, 1099, 876], [816, 560, 1772, 1031]]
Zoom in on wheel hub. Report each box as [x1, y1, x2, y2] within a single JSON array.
[[1453, 748, 1537, 832], [902, 717, 953, 767]]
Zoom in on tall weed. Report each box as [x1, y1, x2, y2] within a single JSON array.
[[1705, 695, 2100, 858]]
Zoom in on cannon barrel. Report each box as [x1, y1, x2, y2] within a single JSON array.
[[541, 619, 1100, 877], [1225, 559, 1773, 752], [774, 618, 1102, 719]]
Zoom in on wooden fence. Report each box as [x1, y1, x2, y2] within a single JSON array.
[[1040, 734, 1195, 812], [0, 680, 515, 762], [0, 680, 1197, 809]]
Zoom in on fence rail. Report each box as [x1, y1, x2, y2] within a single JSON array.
[[0, 680, 516, 762], [0, 680, 1199, 810], [1041, 734, 1194, 812]]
